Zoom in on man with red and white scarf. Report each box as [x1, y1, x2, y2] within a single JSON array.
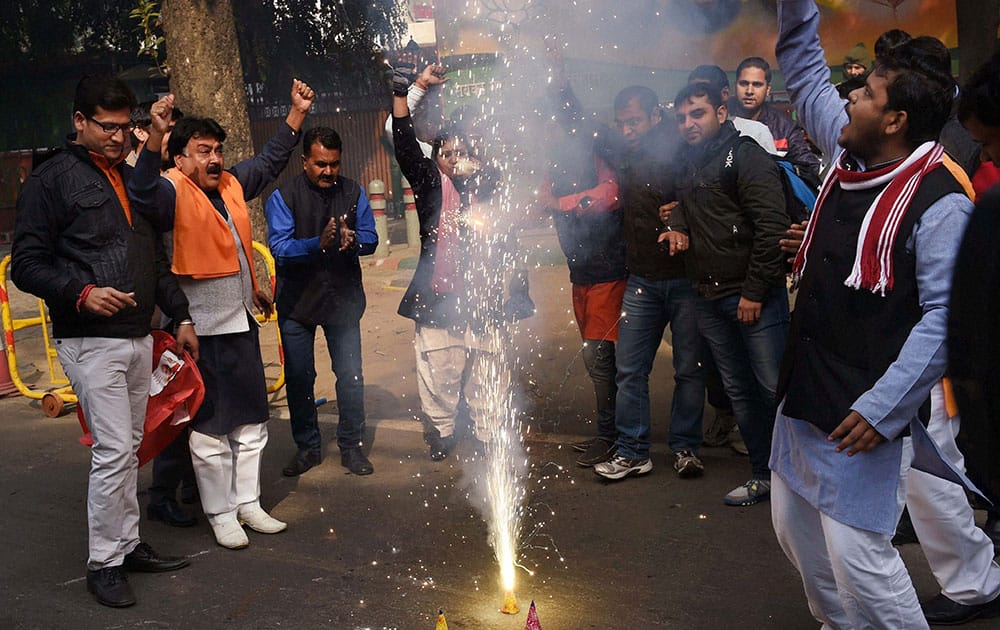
[[771, 1, 975, 627]]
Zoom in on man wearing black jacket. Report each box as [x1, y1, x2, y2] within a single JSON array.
[[665, 82, 790, 505], [11, 74, 196, 607], [593, 86, 706, 481]]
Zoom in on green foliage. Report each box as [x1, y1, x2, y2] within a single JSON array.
[[129, 0, 167, 76], [0, 1, 136, 64], [0, 0, 407, 149]]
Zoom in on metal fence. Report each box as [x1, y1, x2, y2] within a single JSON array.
[[248, 109, 396, 209]]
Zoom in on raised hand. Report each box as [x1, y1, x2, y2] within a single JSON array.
[[290, 79, 315, 114], [418, 64, 449, 88], [149, 94, 175, 136]]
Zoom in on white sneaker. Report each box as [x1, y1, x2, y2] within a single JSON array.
[[211, 518, 249, 549], [237, 505, 287, 534], [593, 455, 653, 480]]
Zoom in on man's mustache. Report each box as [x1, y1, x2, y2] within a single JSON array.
[[206, 164, 223, 175]]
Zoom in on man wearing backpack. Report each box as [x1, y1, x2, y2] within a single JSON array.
[[664, 82, 790, 506]]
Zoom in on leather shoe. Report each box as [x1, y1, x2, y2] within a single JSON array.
[[211, 518, 249, 549], [123, 542, 189, 573], [282, 449, 322, 477], [237, 504, 287, 534], [922, 592, 1000, 625], [87, 566, 135, 608], [147, 500, 197, 528], [576, 437, 616, 467], [428, 434, 455, 462], [341, 448, 374, 475]]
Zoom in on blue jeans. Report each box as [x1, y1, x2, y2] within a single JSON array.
[[696, 286, 789, 479], [279, 316, 366, 452], [614, 276, 705, 459]]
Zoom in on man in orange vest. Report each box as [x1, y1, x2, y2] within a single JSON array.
[[129, 81, 315, 550]]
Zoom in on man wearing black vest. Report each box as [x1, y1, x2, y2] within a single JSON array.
[[264, 127, 378, 477], [772, 1, 975, 626]]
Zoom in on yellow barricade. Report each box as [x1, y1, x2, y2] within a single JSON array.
[[0, 242, 284, 417]]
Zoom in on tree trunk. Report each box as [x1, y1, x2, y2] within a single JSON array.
[[160, 0, 267, 245], [956, 0, 999, 83]]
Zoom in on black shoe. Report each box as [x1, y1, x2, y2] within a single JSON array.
[[87, 566, 135, 608], [147, 500, 197, 528], [123, 542, 189, 573], [341, 448, 374, 475], [428, 434, 455, 461], [282, 449, 322, 477], [922, 592, 1000, 625], [570, 438, 595, 453], [576, 437, 616, 467]]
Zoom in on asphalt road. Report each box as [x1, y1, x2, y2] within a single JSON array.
[[0, 230, 985, 628]]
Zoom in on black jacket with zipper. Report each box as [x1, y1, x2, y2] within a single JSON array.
[[12, 141, 190, 338], [669, 121, 789, 301]]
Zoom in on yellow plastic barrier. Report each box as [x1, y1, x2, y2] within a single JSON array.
[[0, 255, 77, 416], [0, 241, 285, 417], [252, 241, 285, 394]]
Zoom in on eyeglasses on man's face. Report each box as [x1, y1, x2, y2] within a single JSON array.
[[87, 117, 136, 135]]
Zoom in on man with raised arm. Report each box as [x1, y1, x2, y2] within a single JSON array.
[[129, 80, 315, 550], [771, 1, 974, 626]]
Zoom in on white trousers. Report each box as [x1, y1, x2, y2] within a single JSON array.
[[771, 474, 928, 629], [414, 325, 496, 440], [901, 382, 1000, 605], [189, 422, 268, 525], [56, 336, 152, 570]]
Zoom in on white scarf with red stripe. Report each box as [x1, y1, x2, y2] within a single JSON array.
[[792, 141, 945, 295]]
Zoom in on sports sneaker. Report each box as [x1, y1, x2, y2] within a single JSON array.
[[594, 455, 652, 480], [576, 437, 616, 467], [571, 438, 595, 453], [673, 450, 704, 478], [723, 479, 771, 506]]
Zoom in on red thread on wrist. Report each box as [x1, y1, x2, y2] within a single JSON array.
[[414, 79, 429, 90], [76, 284, 96, 312]]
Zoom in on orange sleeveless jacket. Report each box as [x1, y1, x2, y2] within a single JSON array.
[[164, 169, 258, 289]]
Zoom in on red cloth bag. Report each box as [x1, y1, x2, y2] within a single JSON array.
[[76, 330, 205, 466]]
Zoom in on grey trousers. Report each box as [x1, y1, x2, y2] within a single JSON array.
[[56, 336, 152, 570]]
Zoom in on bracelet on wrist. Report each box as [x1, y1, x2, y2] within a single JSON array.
[[76, 284, 96, 313], [177, 319, 195, 327]]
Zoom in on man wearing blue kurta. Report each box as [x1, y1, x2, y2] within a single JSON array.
[[771, 1, 974, 626]]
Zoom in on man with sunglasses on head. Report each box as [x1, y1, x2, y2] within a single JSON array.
[[12, 74, 197, 608]]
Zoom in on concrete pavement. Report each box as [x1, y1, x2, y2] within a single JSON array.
[[0, 228, 969, 628]]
